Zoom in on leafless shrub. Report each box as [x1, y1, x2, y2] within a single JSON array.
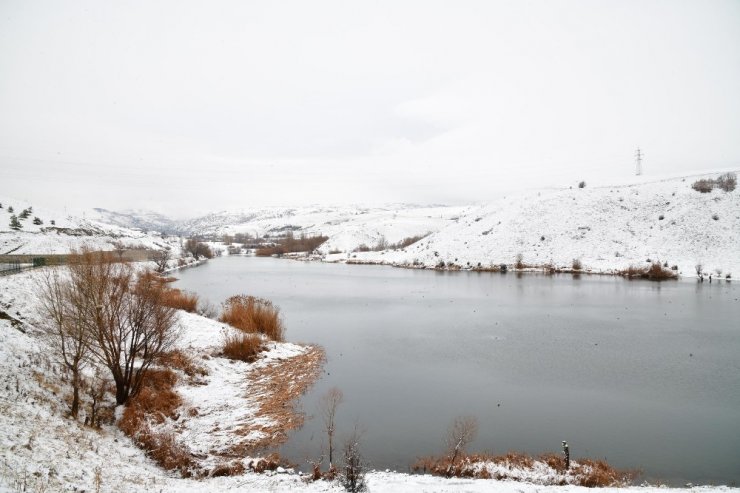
[[691, 179, 714, 193], [716, 172, 736, 192], [572, 258, 582, 271], [152, 248, 171, 273], [220, 295, 285, 341], [320, 387, 344, 467], [37, 268, 89, 418], [390, 233, 429, 249], [340, 426, 367, 492], [515, 253, 524, 270], [445, 416, 478, 477], [85, 367, 109, 428]]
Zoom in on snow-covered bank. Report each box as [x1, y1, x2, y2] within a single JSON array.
[[334, 174, 739, 278]]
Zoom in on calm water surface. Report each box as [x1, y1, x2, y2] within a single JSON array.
[[174, 256, 740, 485]]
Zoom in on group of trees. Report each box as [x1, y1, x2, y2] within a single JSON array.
[[5, 204, 45, 230], [38, 249, 179, 418], [184, 238, 214, 260]]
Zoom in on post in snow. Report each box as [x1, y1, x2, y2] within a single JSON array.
[[562, 440, 570, 470]]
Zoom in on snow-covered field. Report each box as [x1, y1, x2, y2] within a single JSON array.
[[335, 174, 740, 278]]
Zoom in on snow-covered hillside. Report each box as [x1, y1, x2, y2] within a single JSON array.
[[0, 197, 174, 255], [343, 173, 740, 278]]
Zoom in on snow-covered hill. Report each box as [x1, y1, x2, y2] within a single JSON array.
[[0, 197, 173, 255], [344, 173, 740, 278], [89, 207, 181, 235]]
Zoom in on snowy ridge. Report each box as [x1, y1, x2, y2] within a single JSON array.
[[342, 174, 740, 278], [0, 196, 173, 255]]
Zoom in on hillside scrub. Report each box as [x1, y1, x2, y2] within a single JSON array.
[[692, 173, 736, 193], [220, 295, 285, 341], [255, 232, 328, 256], [619, 262, 677, 281]]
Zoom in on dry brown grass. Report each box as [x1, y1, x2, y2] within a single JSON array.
[[249, 453, 284, 473], [572, 458, 636, 487], [210, 461, 246, 477], [222, 332, 265, 362], [220, 295, 285, 341], [226, 346, 326, 455], [412, 451, 634, 487], [118, 367, 195, 476], [619, 262, 677, 281], [154, 349, 207, 378], [160, 288, 199, 313]]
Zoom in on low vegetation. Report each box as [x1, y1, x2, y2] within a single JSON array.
[[691, 172, 737, 193], [220, 295, 285, 341], [618, 262, 677, 281], [221, 331, 264, 362], [118, 368, 195, 476], [160, 287, 199, 313], [255, 232, 329, 256], [354, 233, 429, 252], [184, 238, 214, 259], [412, 451, 634, 487]]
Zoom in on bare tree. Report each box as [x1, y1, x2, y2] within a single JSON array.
[[152, 247, 171, 273], [66, 249, 179, 405], [320, 386, 344, 468], [445, 415, 478, 477], [185, 238, 213, 260], [340, 425, 367, 493], [112, 240, 126, 261], [37, 269, 89, 418]]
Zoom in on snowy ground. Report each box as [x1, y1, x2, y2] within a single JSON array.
[[333, 173, 739, 278]]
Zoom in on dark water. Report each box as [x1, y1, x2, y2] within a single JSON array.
[[174, 256, 740, 486]]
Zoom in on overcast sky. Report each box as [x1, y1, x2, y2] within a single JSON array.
[[1, 0, 739, 217]]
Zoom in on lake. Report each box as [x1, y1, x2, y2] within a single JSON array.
[[174, 256, 740, 486]]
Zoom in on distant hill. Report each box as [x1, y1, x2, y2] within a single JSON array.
[[348, 173, 740, 278], [0, 197, 173, 255]]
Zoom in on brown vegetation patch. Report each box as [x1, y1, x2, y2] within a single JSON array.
[[118, 368, 196, 476], [412, 451, 635, 487], [256, 233, 328, 256], [618, 262, 677, 281], [160, 288, 199, 313], [228, 346, 326, 455], [155, 349, 207, 378], [222, 332, 265, 362], [220, 295, 285, 341]]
